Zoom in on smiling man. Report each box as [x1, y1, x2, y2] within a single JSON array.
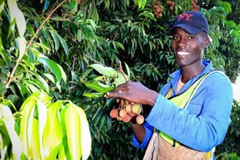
[[105, 11, 233, 160]]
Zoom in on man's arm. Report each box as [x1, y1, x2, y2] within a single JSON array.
[[146, 73, 233, 152], [131, 122, 145, 143], [131, 121, 154, 149]]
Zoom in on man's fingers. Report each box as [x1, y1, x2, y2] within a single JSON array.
[[104, 82, 129, 98], [104, 90, 124, 99]]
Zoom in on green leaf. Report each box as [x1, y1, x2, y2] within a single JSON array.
[[49, 30, 60, 51], [27, 79, 49, 94], [91, 3, 99, 23], [58, 144, 67, 160], [114, 41, 125, 50], [84, 81, 114, 93], [26, 23, 35, 36], [134, 0, 147, 9], [0, 104, 22, 160], [19, 93, 38, 156], [29, 47, 41, 56], [55, 32, 69, 56], [75, 105, 91, 160], [90, 64, 117, 77], [37, 100, 47, 158], [27, 84, 39, 93], [0, 81, 7, 94], [8, 0, 26, 36], [0, 50, 11, 65], [0, 0, 4, 15], [69, 0, 78, 13], [86, 19, 96, 31], [58, 63, 67, 82], [124, 62, 131, 77], [15, 81, 29, 98], [30, 118, 40, 159], [114, 72, 127, 86], [17, 36, 26, 61], [99, 113, 107, 130], [71, 70, 79, 82], [36, 75, 50, 93], [33, 43, 51, 52], [104, 0, 110, 9], [138, 11, 155, 21], [43, 101, 63, 159], [6, 94, 20, 104], [51, 16, 71, 22], [63, 103, 82, 160], [77, 29, 83, 42], [83, 92, 104, 98], [43, 73, 56, 84], [38, 56, 64, 84]]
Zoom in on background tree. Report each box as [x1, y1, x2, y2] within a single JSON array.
[[0, 0, 239, 159]]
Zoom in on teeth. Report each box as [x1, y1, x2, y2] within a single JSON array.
[[178, 51, 189, 56]]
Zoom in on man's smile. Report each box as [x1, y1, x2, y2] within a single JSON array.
[[177, 51, 190, 56]]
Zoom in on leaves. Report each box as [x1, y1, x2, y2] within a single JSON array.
[[7, 0, 26, 37], [7, 0, 26, 63], [90, 64, 117, 77], [75, 105, 92, 160], [0, 0, 4, 15], [83, 92, 104, 98], [62, 103, 82, 160], [38, 56, 67, 86], [83, 63, 129, 98], [42, 101, 63, 159], [56, 32, 69, 56], [0, 81, 7, 94], [134, 0, 147, 9], [8, 91, 92, 160], [1, 0, 240, 160], [0, 104, 22, 160], [84, 81, 114, 93], [19, 92, 38, 156]]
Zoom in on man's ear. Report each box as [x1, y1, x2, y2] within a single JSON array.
[[203, 36, 210, 48]]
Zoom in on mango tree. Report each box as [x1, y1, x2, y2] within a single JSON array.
[[0, 0, 91, 159]]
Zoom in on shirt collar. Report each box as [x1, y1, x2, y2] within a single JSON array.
[[169, 60, 212, 79], [168, 60, 213, 94]]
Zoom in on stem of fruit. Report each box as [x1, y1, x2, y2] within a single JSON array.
[[118, 61, 128, 82]]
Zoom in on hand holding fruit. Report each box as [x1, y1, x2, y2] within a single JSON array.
[[104, 81, 158, 106]]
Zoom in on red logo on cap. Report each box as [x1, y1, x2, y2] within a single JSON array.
[[177, 13, 193, 21]]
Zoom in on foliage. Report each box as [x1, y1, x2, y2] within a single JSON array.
[[0, 0, 240, 159], [216, 100, 240, 158], [0, 91, 91, 159], [82, 63, 129, 98], [0, 0, 91, 159]]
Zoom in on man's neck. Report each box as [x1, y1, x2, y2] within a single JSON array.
[[181, 64, 205, 83]]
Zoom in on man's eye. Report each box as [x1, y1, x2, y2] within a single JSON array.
[[172, 36, 178, 40], [188, 36, 195, 40]]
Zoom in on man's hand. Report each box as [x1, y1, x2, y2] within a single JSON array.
[[104, 81, 159, 106]]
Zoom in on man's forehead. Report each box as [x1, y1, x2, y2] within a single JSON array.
[[172, 27, 195, 35]]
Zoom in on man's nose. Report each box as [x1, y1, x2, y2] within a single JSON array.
[[178, 38, 187, 48]]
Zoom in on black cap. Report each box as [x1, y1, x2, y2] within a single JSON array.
[[168, 11, 209, 35]]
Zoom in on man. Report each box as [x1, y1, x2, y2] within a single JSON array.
[[105, 11, 233, 160]]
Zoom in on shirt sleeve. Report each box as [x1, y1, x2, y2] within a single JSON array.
[[146, 74, 233, 152], [132, 121, 154, 149]]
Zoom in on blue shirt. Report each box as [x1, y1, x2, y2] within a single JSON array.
[[132, 60, 233, 152]]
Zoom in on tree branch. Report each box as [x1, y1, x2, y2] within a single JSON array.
[[5, 0, 68, 88]]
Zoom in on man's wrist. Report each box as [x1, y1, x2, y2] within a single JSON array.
[[130, 116, 137, 124], [148, 91, 159, 106]]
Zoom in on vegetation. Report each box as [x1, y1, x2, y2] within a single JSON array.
[[0, 0, 239, 159]]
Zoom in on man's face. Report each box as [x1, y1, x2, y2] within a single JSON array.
[[171, 28, 208, 68]]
